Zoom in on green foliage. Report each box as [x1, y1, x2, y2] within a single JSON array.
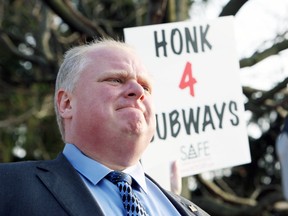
[[0, 0, 288, 215], [0, 0, 192, 162]]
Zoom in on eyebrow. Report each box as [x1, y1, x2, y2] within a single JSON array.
[[103, 68, 153, 89]]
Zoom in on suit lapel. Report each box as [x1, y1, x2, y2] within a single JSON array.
[[146, 174, 207, 216], [34, 154, 208, 216], [36, 154, 105, 216]]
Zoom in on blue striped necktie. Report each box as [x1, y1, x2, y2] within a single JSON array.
[[106, 171, 148, 216]]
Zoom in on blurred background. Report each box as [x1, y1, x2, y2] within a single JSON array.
[[0, 0, 287, 215]]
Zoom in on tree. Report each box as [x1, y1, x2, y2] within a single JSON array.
[[0, 0, 287, 215]]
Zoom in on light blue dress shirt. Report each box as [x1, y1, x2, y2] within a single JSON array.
[[63, 144, 181, 216]]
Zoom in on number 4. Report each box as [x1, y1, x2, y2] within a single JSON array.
[[179, 61, 197, 97]]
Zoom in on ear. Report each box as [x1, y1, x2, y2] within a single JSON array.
[[57, 89, 73, 119]]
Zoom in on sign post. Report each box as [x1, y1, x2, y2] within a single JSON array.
[[124, 16, 251, 190]]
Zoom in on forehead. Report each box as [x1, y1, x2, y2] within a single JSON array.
[[85, 45, 153, 79]]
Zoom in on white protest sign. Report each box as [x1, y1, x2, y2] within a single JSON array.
[[124, 16, 251, 190]]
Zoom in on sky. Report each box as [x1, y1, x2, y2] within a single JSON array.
[[190, 0, 288, 138], [235, 0, 288, 91], [190, 0, 288, 91]]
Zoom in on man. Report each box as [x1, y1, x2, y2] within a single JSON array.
[[0, 39, 209, 215], [276, 117, 288, 200]]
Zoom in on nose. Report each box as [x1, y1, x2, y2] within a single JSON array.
[[125, 80, 145, 101]]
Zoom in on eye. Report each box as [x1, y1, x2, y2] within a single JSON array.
[[141, 84, 152, 94], [107, 78, 123, 84], [142, 86, 149, 92]]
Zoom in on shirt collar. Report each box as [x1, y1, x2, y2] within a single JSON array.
[[63, 144, 148, 193], [123, 162, 148, 193]]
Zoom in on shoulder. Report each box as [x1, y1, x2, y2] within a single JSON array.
[[0, 160, 41, 175], [145, 174, 210, 216], [166, 190, 210, 216], [0, 153, 66, 179], [0, 160, 47, 200]]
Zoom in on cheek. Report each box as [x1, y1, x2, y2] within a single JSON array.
[[72, 91, 98, 119], [73, 98, 106, 132], [78, 86, 110, 108], [77, 91, 115, 119], [144, 99, 156, 123]]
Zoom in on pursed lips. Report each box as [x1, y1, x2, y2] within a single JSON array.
[[116, 103, 145, 113]]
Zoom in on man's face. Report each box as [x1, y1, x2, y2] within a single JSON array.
[[67, 46, 156, 167]]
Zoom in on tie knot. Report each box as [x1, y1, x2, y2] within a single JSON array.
[[106, 171, 133, 185]]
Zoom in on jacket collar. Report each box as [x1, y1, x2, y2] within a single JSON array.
[[36, 153, 105, 216], [146, 174, 208, 216], [35, 153, 207, 216]]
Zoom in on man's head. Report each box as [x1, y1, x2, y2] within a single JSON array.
[[54, 38, 156, 169]]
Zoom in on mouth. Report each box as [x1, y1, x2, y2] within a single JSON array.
[[117, 106, 142, 112], [116, 104, 145, 113]]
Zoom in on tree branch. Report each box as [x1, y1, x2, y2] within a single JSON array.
[[219, 0, 249, 16], [245, 77, 288, 112], [42, 0, 103, 37], [196, 174, 257, 206], [0, 31, 48, 66], [240, 39, 288, 68], [147, 0, 168, 24]]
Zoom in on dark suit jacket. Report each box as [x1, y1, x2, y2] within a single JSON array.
[[0, 154, 209, 216]]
